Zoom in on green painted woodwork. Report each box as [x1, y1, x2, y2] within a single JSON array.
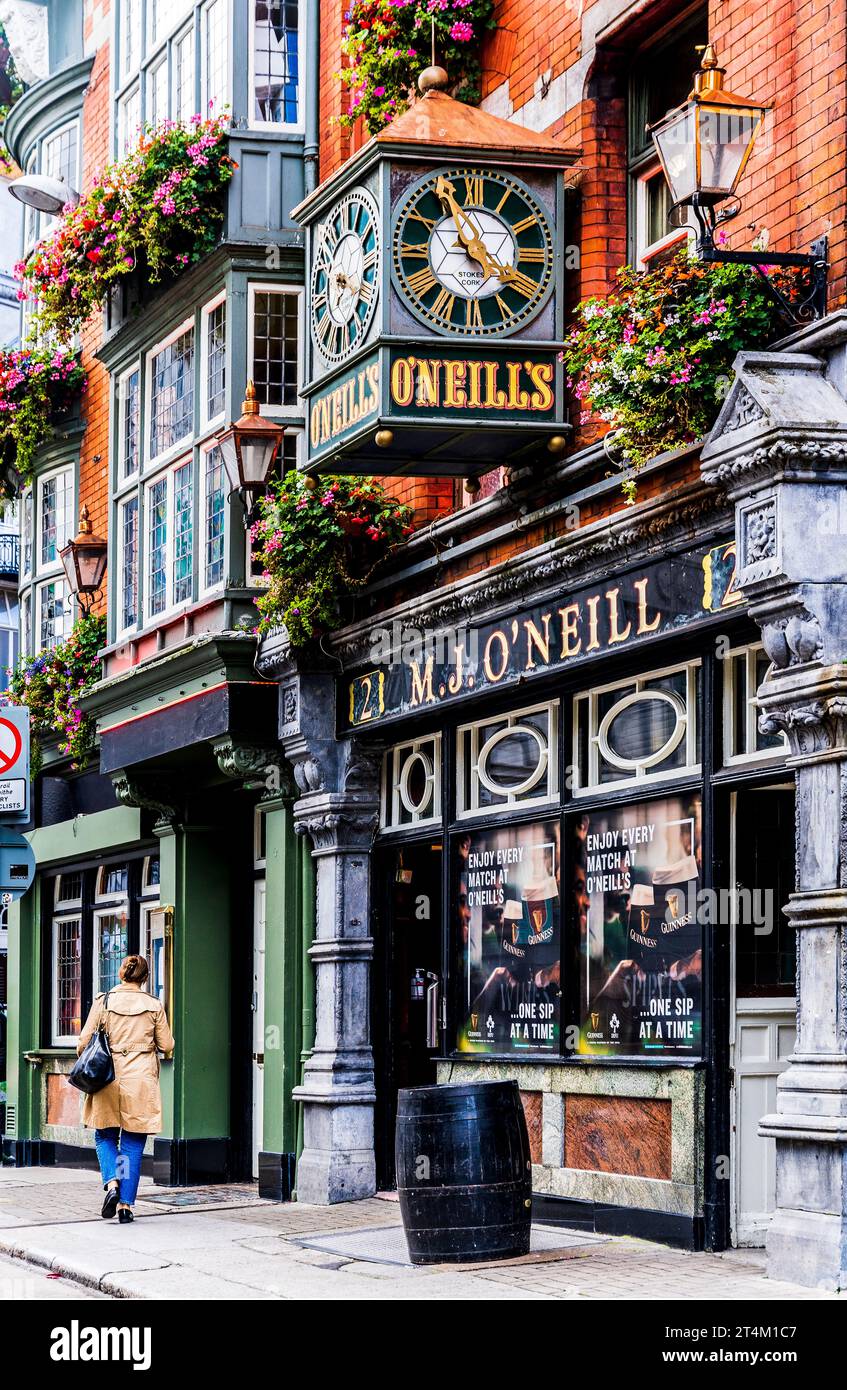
[[27, 807, 142, 867], [157, 823, 231, 1140]]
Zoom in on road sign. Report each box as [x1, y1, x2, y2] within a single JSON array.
[[0, 707, 30, 823], [0, 824, 35, 901]]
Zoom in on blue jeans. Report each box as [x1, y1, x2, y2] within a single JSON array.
[[94, 1128, 147, 1207]]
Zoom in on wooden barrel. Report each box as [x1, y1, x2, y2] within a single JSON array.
[[395, 1079, 532, 1264]]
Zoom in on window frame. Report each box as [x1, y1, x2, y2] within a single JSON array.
[[35, 576, 74, 654], [247, 282, 304, 418], [199, 437, 227, 596], [143, 453, 195, 624], [200, 289, 227, 430], [722, 641, 789, 768], [381, 735, 443, 834], [249, 0, 306, 134], [92, 905, 130, 998], [51, 913, 83, 1047], [145, 316, 197, 470], [456, 700, 560, 821]]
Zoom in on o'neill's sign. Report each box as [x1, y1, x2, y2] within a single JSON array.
[[305, 346, 562, 471], [343, 540, 742, 729]]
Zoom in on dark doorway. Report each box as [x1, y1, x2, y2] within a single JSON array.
[[374, 839, 443, 1189]]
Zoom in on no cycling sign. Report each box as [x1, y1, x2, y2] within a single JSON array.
[[0, 706, 30, 822]]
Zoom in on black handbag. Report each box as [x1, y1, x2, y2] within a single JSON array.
[[67, 993, 115, 1095]]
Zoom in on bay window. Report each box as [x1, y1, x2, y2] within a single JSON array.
[[202, 295, 227, 424], [119, 495, 139, 633], [202, 444, 226, 591], [115, 0, 228, 148], [144, 458, 193, 620], [19, 465, 76, 658]]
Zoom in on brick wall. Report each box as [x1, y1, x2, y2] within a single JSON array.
[[77, 28, 111, 618]]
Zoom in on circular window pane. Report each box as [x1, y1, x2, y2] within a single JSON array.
[[477, 724, 548, 797], [399, 750, 433, 815], [598, 691, 686, 771]]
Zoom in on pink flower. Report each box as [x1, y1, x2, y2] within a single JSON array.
[[449, 19, 473, 40]]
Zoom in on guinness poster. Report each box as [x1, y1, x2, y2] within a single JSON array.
[[572, 795, 703, 1057], [454, 819, 560, 1055]]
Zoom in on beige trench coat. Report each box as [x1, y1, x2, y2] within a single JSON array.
[[77, 984, 175, 1134]]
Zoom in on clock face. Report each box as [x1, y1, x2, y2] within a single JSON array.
[[392, 166, 554, 337], [311, 188, 380, 363]]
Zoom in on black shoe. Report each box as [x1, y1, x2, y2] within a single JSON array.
[[101, 1186, 119, 1220], [118, 1208, 134, 1224]]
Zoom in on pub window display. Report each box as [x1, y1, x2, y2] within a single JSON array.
[[572, 794, 703, 1058], [454, 819, 561, 1056]]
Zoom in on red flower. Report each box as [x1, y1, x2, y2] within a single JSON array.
[[86, 249, 101, 263]]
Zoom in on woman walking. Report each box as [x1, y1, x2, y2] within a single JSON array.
[[77, 954, 175, 1223]]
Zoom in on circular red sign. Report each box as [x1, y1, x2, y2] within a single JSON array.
[[0, 717, 23, 776]]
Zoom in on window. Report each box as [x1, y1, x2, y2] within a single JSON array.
[[175, 25, 196, 124], [253, 2, 301, 126], [120, 0, 142, 78], [94, 909, 129, 995], [573, 660, 701, 796], [21, 593, 31, 659], [457, 703, 558, 818], [723, 642, 788, 765], [52, 916, 82, 1045], [120, 495, 139, 632], [202, 444, 226, 590], [148, 325, 195, 459], [202, 0, 227, 111], [42, 122, 80, 233], [46, 858, 158, 1045], [147, 475, 168, 617], [627, 10, 706, 266], [382, 736, 442, 831], [250, 288, 300, 409], [39, 469, 74, 568], [145, 460, 194, 618], [118, 84, 141, 157], [21, 491, 32, 577], [204, 297, 226, 421], [147, 56, 169, 128], [173, 460, 193, 604], [119, 366, 141, 479], [37, 579, 73, 651]]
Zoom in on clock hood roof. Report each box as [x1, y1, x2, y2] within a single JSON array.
[[292, 89, 578, 224], [370, 89, 577, 164]]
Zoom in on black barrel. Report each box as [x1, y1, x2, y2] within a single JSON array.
[[395, 1079, 532, 1264]]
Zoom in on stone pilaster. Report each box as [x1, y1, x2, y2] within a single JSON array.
[[256, 636, 382, 1204], [702, 343, 847, 1288]]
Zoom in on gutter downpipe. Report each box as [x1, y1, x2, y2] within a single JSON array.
[[304, 0, 320, 194]]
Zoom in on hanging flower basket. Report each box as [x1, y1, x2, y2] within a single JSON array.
[[0, 347, 86, 495], [3, 613, 106, 774], [562, 247, 800, 500], [339, 0, 496, 134], [15, 113, 237, 342], [251, 473, 416, 647]]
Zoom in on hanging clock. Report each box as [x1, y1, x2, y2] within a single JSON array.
[[311, 188, 381, 363], [392, 166, 554, 337]]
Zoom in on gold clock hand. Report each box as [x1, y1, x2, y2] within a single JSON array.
[[434, 175, 515, 282]]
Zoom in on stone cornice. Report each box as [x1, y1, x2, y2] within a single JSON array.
[[80, 631, 265, 724]]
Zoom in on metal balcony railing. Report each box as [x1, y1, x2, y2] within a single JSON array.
[[0, 534, 20, 580]]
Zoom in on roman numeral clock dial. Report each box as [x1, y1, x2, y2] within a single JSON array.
[[392, 167, 554, 336], [311, 188, 381, 364]]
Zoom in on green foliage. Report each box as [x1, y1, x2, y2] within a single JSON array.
[[4, 614, 106, 773], [15, 113, 236, 341], [339, 0, 496, 134], [0, 348, 85, 494], [252, 473, 416, 647], [562, 248, 797, 500]]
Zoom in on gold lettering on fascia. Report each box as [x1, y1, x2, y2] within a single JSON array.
[[389, 355, 555, 413], [404, 579, 663, 710], [310, 363, 380, 449]]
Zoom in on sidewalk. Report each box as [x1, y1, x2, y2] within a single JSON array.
[[0, 1166, 842, 1301]]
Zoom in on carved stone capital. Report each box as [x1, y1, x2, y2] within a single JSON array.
[[111, 769, 179, 828], [212, 736, 293, 798], [755, 663, 847, 761], [293, 797, 379, 853]]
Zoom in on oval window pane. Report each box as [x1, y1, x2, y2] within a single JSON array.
[[478, 725, 547, 797], [606, 698, 678, 765], [404, 752, 430, 811]]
